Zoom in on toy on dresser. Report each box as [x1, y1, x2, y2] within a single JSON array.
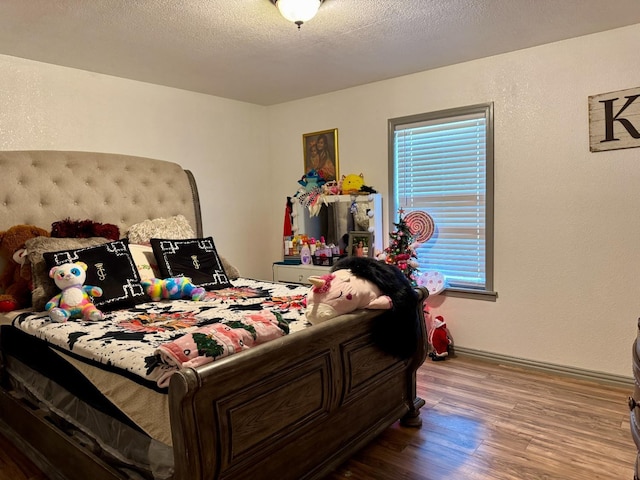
[[46, 262, 104, 322]]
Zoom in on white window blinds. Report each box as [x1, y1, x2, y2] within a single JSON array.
[[391, 104, 493, 292]]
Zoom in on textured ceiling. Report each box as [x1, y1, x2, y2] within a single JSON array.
[[1, 0, 640, 106]]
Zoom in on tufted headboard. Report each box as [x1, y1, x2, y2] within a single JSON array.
[[0, 150, 202, 235]]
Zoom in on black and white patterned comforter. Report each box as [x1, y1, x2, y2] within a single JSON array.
[[12, 278, 310, 390]]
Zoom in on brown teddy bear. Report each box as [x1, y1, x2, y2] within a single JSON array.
[[0, 224, 50, 312]]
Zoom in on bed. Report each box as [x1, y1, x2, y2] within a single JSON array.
[[0, 150, 429, 480]]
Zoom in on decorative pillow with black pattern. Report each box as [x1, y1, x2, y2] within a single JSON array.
[[26, 236, 111, 312], [43, 239, 150, 311], [150, 237, 232, 290]]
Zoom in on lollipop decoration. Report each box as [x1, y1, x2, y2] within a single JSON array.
[[404, 210, 434, 243]]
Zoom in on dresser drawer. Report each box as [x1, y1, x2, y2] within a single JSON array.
[[272, 263, 330, 285], [631, 338, 640, 451], [633, 338, 640, 386]]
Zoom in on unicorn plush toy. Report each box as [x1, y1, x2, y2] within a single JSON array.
[[304, 268, 392, 324]]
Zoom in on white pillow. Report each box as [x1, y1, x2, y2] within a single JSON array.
[[129, 243, 161, 281], [126, 215, 195, 244]]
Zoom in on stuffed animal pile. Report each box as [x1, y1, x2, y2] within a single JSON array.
[[46, 262, 104, 322], [0, 219, 229, 317], [0, 220, 118, 313]]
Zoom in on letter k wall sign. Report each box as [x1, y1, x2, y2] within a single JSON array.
[[589, 86, 640, 152]]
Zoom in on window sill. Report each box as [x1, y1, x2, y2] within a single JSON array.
[[441, 288, 497, 301]]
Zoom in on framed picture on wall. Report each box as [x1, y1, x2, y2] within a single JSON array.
[[302, 128, 339, 182], [347, 231, 374, 258]]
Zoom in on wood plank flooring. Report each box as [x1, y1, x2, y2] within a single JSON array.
[[0, 429, 46, 480], [0, 355, 635, 480], [328, 355, 636, 480]]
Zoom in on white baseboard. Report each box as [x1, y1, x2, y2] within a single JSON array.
[[452, 346, 634, 389]]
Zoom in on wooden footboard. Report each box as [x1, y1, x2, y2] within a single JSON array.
[[169, 287, 428, 480]]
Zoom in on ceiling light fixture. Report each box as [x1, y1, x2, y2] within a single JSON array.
[[270, 0, 324, 29]]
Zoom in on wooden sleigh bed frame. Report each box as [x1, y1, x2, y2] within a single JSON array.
[[0, 150, 428, 480]]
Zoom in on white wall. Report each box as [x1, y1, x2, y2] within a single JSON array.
[[0, 54, 269, 278], [2, 24, 639, 379], [267, 24, 640, 379]]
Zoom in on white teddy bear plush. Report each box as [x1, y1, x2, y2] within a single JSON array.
[[45, 262, 104, 322]]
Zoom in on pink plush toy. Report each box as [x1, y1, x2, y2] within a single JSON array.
[[304, 269, 392, 324], [46, 262, 104, 322]]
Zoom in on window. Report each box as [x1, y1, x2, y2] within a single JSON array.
[[389, 103, 495, 299]]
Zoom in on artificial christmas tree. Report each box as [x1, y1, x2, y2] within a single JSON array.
[[381, 209, 419, 285]]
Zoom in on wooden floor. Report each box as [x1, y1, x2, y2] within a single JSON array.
[[0, 355, 636, 480], [328, 355, 636, 480]]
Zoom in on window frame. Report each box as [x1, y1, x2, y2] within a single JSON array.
[[388, 103, 496, 300]]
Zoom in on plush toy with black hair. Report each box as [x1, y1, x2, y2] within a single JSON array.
[[51, 218, 120, 241], [305, 269, 392, 325], [330, 256, 424, 359]]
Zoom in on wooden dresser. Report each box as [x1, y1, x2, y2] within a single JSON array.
[[630, 320, 640, 479]]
